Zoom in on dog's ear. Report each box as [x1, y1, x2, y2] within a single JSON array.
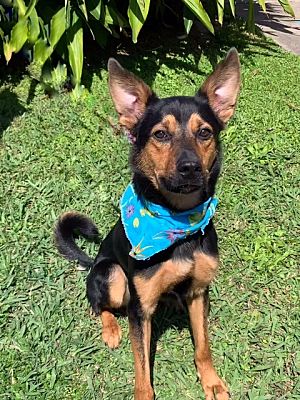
[[108, 58, 153, 130], [199, 48, 241, 124]]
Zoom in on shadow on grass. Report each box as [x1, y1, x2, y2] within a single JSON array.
[[0, 55, 28, 139], [0, 88, 26, 140], [82, 19, 281, 91], [150, 299, 191, 386]]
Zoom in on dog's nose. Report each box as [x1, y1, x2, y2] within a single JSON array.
[[177, 160, 201, 177]]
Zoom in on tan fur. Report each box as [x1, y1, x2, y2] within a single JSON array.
[[129, 320, 154, 400], [151, 114, 179, 134], [188, 295, 229, 400], [187, 253, 219, 299], [186, 113, 217, 173], [101, 310, 122, 349], [108, 60, 152, 130], [134, 253, 218, 317], [137, 114, 182, 189], [200, 50, 240, 124], [108, 265, 129, 308], [138, 112, 218, 210], [134, 259, 192, 317], [193, 252, 218, 286]]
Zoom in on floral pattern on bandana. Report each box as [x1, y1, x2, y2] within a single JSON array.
[[120, 184, 218, 260]]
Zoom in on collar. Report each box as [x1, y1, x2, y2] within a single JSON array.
[[120, 183, 218, 260]]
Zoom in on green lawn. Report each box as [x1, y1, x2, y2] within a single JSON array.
[[1, 26, 299, 400]]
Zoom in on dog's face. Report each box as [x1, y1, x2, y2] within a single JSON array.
[[108, 50, 240, 210]]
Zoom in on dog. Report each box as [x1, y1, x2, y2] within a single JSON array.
[[55, 49, 240, 400]]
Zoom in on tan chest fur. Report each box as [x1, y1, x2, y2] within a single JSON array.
[[134, 252, 218, 316]]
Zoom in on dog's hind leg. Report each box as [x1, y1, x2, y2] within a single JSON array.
[[87, 260, 129, 349]]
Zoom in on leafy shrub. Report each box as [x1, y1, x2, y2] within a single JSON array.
[[0, 0, 295, 94]]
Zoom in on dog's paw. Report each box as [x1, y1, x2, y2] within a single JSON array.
[[202, 374, 229, 400], [101, 319, 122, 349]]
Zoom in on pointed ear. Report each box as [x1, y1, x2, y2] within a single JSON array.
[[199, 48, 241, 124], [108, 58, 153, 130]]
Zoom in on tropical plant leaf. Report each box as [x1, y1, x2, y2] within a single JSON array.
[[3, 42, 13, 63], [78, 0, 88, 21], [24, 0, 37, 18], [128, 0, 151, 43], [106, 2, 128, 28], [87, 0, 103, 20], [181, 0, 214, 34], [28, 7, 40, 43], [14, 0, 26, 17], [228, 0, 235, 17], [88, 17, 108, 47], [50, 7, 66, 49], [34, 38, 52, 65], [67, 10, 83, 85], [183, 6, 194, 35], [257, 0, 266, 12], [217, 0, 225, 25], [246, 0, 255, 32], [4, 17, 28, 61], [278, 0, 295, 17]]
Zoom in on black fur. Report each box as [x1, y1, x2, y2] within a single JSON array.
[[54, 213, 99, 269], [54, 51, 240, 399]]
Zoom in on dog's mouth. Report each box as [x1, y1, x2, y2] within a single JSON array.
[[159, 177, 203, 195], [170, 184, 201, 194]]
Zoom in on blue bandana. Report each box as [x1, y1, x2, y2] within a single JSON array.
[[120, 184, 218, 260]]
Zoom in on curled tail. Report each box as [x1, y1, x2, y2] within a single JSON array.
[[54, 212, 99, 270]]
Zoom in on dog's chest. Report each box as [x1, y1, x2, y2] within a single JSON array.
[[133, 251, 218, 316], [172, 251, 218, 289]]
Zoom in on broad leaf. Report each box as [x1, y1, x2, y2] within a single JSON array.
[[128, 0, 150, 43], [278, 0, 295, 17], [181, 0, 214, 34], [34, 38, 52, 65], [24, 0, 37, 18], [228, 0, 235, 17], [28, 7, 40, 43], [87, 0, 103, 20], [88, 18, 108, 48], [78, 0, 88, 20], [14, 0, 26, 17], [3, 42, 13, 63], [217, 0, 225, 25], [4, 17, 28, 61], [183, 6, 194, 35], [246, 0, 255, 33], [257, 0, 266, 12], [67, 10, 83, 85], [106, 2, 128, 28], [50, 7, 66, 48]]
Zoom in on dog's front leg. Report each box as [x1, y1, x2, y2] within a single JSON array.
[[128, 301, 154, 400], [188, 290, 229, 400]]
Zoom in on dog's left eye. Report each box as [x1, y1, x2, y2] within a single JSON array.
[[153, 130, 171, 142], [197, 128, 213, 140]]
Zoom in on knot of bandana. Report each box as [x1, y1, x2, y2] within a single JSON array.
[[120, 184, 218, 260]]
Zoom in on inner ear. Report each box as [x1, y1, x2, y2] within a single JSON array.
[[198, 48, 241, 124], [108, 58, 154, 130]]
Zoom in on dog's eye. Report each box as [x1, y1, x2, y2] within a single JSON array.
[[153, 130, 171, 142], [197, 128, 213, 140]]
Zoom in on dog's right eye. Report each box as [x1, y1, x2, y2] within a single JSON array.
[[153, 130, 171, 142]]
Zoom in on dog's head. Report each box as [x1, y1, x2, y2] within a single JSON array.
[[108, 49, 240, 210]]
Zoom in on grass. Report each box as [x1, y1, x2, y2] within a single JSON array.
[[0, 25, 299, 399]]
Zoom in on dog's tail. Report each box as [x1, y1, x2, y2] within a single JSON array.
[[54, 212, 99, 270]]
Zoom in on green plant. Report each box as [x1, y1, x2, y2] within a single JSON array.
[[0, 0, 296, 93], [1, 27, 299, 398]]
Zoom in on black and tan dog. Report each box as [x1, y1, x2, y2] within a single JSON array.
[[55, 49, 240, 400]]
